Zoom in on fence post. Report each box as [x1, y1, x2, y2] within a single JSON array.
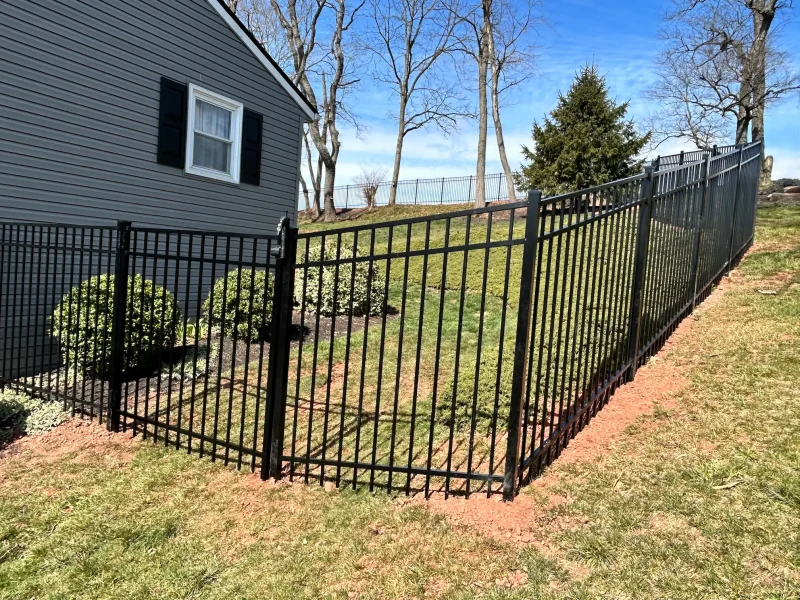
[[345, 185, 349, 209], [503, 189, 541, 501], [0, 224, 5, 390], [726, 147, 745, 274], [107, 220, 131, 432], [749, 142, 763, 250], [689, 153, 712, 311], [440, 177, 445, 204], [625, 167, 655, 382], [414, 179, 419, 204], [262, 217, 299, 481]]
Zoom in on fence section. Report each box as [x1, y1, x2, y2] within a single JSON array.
[[0, 142, 761, 500], [302, 172, 524, 210], [286, 202, 529, 496], [114, 225, 288, 473], [654, 143, 738, 169], [511, 174, 648, 492], [0, 223, 118, 419], [0, 219, 297, 478], [506, 142, 761, 494]]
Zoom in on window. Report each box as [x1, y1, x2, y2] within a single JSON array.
[[185, 84, 243, 183]]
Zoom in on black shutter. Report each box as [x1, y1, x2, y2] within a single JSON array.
[[157, 77, 188, 169], [240, 109, 263, 185]]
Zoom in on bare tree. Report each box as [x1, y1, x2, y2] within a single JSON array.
[[270, 0, 364, 221], [364, 0, 470, 206], [454, 0, 538, 206], [486, 0, 538, 204], [453, 2, 489, 206], [648, 0, 799, 179], [354, 166, 388, 209], [227, 0, 293, 68], [748, 0, 793, 182]]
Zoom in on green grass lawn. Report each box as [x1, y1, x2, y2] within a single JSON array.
[[1, 205, 798, 599]]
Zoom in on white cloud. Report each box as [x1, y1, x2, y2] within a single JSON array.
[[772, 149, 800, 179]]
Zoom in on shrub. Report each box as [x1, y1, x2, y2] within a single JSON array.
[[50, 274, 182, 377], [203, 269, 273, 341], [0, 388, 66, 444], [296, 240, 387, 316], [435, 351, 513, 433]]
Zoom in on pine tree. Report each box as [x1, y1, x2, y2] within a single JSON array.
[[516, 65, 651, 195]]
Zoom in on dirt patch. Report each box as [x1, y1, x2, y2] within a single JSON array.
[[550, 359, 686, 468], [0, 419, 138, 469], [408, 492, 570, 544]]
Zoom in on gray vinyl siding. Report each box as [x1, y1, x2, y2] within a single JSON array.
[[0, 0, 306, 234], [0, 0, 308, 381]]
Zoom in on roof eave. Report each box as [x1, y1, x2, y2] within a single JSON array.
[[206, 0, 317, 121]]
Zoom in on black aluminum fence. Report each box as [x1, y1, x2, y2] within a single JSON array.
[[654, 144, 738, 169], [303, 172, 524, 210], [0, 142, 761, 500]]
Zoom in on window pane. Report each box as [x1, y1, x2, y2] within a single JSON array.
[[195, 99, 232, 140], [193, 133, 231, 173]]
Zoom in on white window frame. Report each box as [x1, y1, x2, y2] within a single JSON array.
[[185, 84, 244, 184]]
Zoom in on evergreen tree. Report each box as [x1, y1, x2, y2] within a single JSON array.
[[516, 65, 651, 195]]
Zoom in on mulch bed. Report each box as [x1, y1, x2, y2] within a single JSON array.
[[24, 310, 398, 415]]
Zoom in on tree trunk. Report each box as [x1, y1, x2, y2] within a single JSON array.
[[389, 108, 406, 206], [299, 173, 311, 213], [304, 132, 322, 218], [735, 107, 750, 145], [487, 16, 516, 204], [323, 165, 336, 222], [475, 46, 488, 208], [749, 1, 773, 181], [313, 154, 323, 217]]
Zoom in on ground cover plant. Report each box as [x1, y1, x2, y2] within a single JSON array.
[[0, 388, 66, 445], [0, 205, 797, 599]]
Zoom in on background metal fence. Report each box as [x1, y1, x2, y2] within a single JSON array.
[[301, 172, 524, 210], [0, 142, 761, 500]]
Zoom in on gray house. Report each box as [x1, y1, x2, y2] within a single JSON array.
[[0, 0, 315, 232], [0, 0, 316, 381]]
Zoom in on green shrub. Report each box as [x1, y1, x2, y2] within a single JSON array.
[[203, 269, 273, 341], [435, 351, 513, 433], [0, 388, 66, 444], [50, 274, 182, 377], [296, 240, 387, 316]]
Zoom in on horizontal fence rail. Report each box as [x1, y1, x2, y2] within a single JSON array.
[[0, 142, 761, 500], [300, 172, 525, 210]]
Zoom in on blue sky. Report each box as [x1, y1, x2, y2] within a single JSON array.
[[332, 0, 800, 184]]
